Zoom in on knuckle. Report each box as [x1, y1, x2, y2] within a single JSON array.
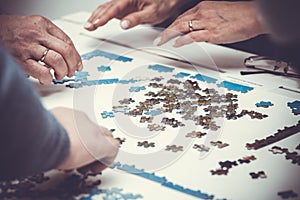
[[52, 53, 65, 65], [31, 15, 47, 24]]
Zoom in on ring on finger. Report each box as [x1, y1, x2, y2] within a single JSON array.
[[39, 48, 50, 62], [188, 20, 194, 32]]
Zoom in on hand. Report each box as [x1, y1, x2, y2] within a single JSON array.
[[51, 107, 119, 173], [155, 1, 268, 47], [0, 15, 83, 85], [85, 0, 183, 31]]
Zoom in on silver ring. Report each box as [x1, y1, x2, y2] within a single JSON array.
[[40, 48, 49, 62], [188, 20, 193, 32]]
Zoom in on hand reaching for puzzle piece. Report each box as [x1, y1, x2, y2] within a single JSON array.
[[51, 107, 120, 173]]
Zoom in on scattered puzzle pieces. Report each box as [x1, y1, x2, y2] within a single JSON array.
[[186, 131, 207, 138], [255, 101, 274, 108], [219, 161, 238, 169], [129, 86, 146, 92], [287, 100, 300, 115], [210, 141, 229, 149], [140, 116, 153, 123], [238, 155, 257, 164], [119, 98, 135, 105], [147, 124, 166, 131], [210, 169, 229, 176], [144, 110, 163, 116], [211, 155, 257, 176], [249, 171, 267, 179], [269, 146, 300, 166], [115, 137, 126, 145], [278, 190, 298, 199], [161, 117, 184, 128], [0, 170, 102, 199], [165, 145, 183, 152], [148, 64, 174, 73], [101, 111, 115, 119], [137, 141, 155, 148], [193, 144, 210, 152]]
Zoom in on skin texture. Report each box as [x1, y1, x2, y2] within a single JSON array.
[[0, 15, 83, 85], [85, 0, 182, 30], [51, 107, 119, 173], [156, 1, 269, 47]]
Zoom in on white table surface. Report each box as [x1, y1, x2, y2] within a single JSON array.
[[33, 11, 300, 200]]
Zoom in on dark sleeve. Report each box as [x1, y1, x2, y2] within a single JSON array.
[[255, 0, 300, 71], [0, 45, 70, 181], [256, 0, 300, 44]]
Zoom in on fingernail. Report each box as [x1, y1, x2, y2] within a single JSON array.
[[153, 36, 162, 46], [173, 43, 181, 48], [78, 62, 83, 71], [84, 22, 93, 29], [93, 19, 100, 25], [120, 20, 130, 29]]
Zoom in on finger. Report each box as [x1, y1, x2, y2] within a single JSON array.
[[90, 162, 109, 173], [24, 59, 53, 85], [173, 30, 210, 47], [77, 161, 104, 175], [85, 3, 112, 30], [47, 23, 83, 71], [42, 35, 79, 77], [155, 20, 191, 46], [97, 136, 120, 167], [87, 1, 130, 30], [120, 7, 154, 29], [156, 19, 206, 46], [42, 49, 69, 80]]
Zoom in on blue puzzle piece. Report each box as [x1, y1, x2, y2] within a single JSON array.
[[190, 74, 218, 84], [101, 111, 115, 119], [75, 71, 90, 77], [80, 187, 142, 200], [81, 49, 133, 62], [66, 83, 83, 88], [53, 78, 75, 84], [173, 72, 190, 78], [255, 101, 274, 108], [144, 110, 163, 116], [148, 64, 174, 73], [110, 162, 214, 200], [217, 81, 253, 93], [129, 86, 146, 92], [288, 100, 300, 115], [118, 79, 139, 84], [98, 65, 111, 72]]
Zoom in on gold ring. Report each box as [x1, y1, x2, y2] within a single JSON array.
[[40, 48, 49, 62], [188, 20, 193, 32]]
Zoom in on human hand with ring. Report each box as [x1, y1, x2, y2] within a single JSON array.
[[0, 15, 83, 85], [155, 1, 269, 47]]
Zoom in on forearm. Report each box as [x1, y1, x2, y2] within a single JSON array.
[[0, 45, 70, 181]]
